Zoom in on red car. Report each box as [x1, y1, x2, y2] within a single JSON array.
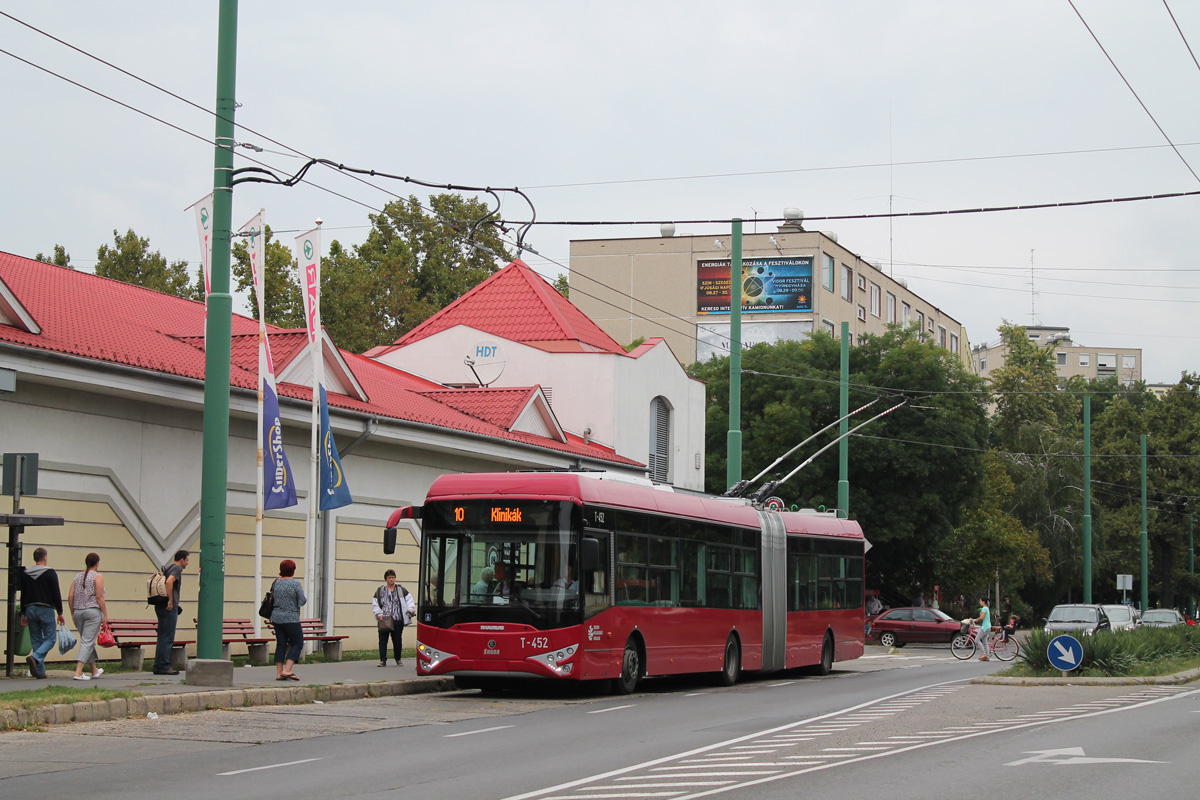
[[867, 606, 962, 647]]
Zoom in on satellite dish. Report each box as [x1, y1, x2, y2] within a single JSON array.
[[465, 341, 506, 385]]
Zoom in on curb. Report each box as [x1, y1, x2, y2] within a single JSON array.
[[973, 666, 1200, 686], [0, 676, 457, 730]]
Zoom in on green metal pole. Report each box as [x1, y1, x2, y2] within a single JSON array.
[[1140, 433, 1149, 612], [837, 322, 849, 519], [197, 0, 238, 661], [1189, 514, 1195, 619], [1082, 395, 1092, 604], [726, 219, 743, 490]]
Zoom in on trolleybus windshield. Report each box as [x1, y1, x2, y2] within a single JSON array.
[[419, 499, 601, 629]]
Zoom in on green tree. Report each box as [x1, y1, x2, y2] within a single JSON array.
[[1092, 374, 1200, 608], [95, 229, 199, 300], [341, 194, 514, 349], [230, 225, 305, 328], [689, 326, 990, 597], [938, 453, 1051, 602], [553, 273, 569, 297], [35, 245, 72, 268]]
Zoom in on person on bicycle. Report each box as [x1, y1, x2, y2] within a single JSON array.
[[972, 597, 992, 661], [1000, 614, 1017, 642]]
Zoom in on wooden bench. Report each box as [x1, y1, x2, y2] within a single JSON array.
[[193, 618, 273, 664], [267, 618, 349, 661], [107, 618, 196, 671]]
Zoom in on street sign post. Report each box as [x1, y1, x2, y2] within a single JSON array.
[[1116, 574, 1133, 606], [3, 452, 65, 677], [1047, 634, 1083, 676]]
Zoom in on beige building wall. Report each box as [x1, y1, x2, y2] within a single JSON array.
[[569, 228, 970, 367], [972, 326, 1143, 385]]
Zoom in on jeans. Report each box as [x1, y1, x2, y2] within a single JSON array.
[[274, 621, 304, 664], [25, 605, 56, 674], [154, 604, 180, 672], [378, 624, 403, 662]]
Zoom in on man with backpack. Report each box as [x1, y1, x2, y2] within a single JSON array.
[[153, 550, 189, 675]]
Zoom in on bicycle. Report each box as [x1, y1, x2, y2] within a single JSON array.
[[951, 624, 1018, 661]]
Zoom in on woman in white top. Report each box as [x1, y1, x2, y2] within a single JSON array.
[[372, 569, 415, 667]]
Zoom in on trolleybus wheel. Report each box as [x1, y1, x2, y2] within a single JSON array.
[[716, 635, 741, 686], [613, 637, 641, 695], [810, 633, 834, 675]]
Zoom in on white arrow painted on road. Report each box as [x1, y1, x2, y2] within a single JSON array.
[[1006, 747, 1165, 766], [1051, 640, 1078, 667]]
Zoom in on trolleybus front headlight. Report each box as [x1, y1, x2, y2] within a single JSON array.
[[527, 643, 579, 675]]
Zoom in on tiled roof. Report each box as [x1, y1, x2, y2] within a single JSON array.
[[389, 259, 627, 354], [0, 252, 642, 467], [421, 386, 541, 430]]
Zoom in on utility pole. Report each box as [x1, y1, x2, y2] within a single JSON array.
[[1140, 434, 1149, 611], [1082, 395, 1092, 603], [837, 322, 849, 519], [194, 0, 238, 683], [726, 219, 743, 490]]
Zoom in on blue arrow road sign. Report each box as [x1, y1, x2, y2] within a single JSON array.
[[1047, 634, 1083, 671]]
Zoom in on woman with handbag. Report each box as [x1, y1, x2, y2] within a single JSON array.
[[270, 559, 307, 681], [67, 552, 108, 681], [372, 569, 414, 667]]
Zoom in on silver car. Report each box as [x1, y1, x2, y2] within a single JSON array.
[[1139, 608, 1186, 628], [1100, 604, 1138, 632], [1043, 604, 1111, 636]]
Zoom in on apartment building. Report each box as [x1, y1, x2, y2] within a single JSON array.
[[568, 216, 969, 366], [972, 325, 1143, 385]]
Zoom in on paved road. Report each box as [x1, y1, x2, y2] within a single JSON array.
[[1, 646, 1195, 799]]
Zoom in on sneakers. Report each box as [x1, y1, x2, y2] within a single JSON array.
[[395, 659, 403, 666], [25, 655, 44, 679], [73, 674, 91, 681], [152, 669, 180, 675], [378, 661, 387, 667], [978, 656, 990, 661]]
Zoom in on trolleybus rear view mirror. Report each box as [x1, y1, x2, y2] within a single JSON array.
[[383, 505, 421, 555], [581, 537, 600, 572]]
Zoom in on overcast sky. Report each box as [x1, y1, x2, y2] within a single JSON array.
[[3, 2, 1198, 383]]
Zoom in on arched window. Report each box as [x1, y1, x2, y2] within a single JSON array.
[[649, 397, 672, 482]]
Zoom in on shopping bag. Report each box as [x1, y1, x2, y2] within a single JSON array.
[[15, 605, 32, 657], [56, 623, 78, 655], [97, 621, 116, 648]]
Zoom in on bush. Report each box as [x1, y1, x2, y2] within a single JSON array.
[[1019, 625, 1200, 675]]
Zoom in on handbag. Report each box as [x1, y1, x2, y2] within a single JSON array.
[[56, 623, 78, 655], [378, 614, 395, 632], [97, 621, 116, 648], [258, 579, 277, 619]]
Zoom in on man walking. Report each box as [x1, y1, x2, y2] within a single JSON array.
[[154, 549, 189, 675], [19, 547, 64, 679]]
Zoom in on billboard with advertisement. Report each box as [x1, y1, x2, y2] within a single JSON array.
[[697, 256, 813, 315]]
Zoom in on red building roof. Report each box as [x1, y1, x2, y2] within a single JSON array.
[[384, 259, 627, 355], [0, 252, 642, 467]]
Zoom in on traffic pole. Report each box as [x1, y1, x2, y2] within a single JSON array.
[[197, 0, 238, 665]]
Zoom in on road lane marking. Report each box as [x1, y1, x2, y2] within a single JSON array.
[[588, 705, 635, 714], [218, 758, 321, 776], [500, 678, 973, 800], [445, 725, 515, 737]]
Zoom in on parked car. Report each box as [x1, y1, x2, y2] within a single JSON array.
[[1140, 608, 1186, 628], [1043, 604, 1111, 636], [1100, 604, 1138, 632], [867, 606, 962, 647]]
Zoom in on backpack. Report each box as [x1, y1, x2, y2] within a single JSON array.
[[147, 568, 168, 606]]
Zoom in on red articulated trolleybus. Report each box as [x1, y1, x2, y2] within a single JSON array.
[[383, 471, 865, 693]]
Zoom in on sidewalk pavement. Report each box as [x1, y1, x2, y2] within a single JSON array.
[[1, 659, 455, 729]]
